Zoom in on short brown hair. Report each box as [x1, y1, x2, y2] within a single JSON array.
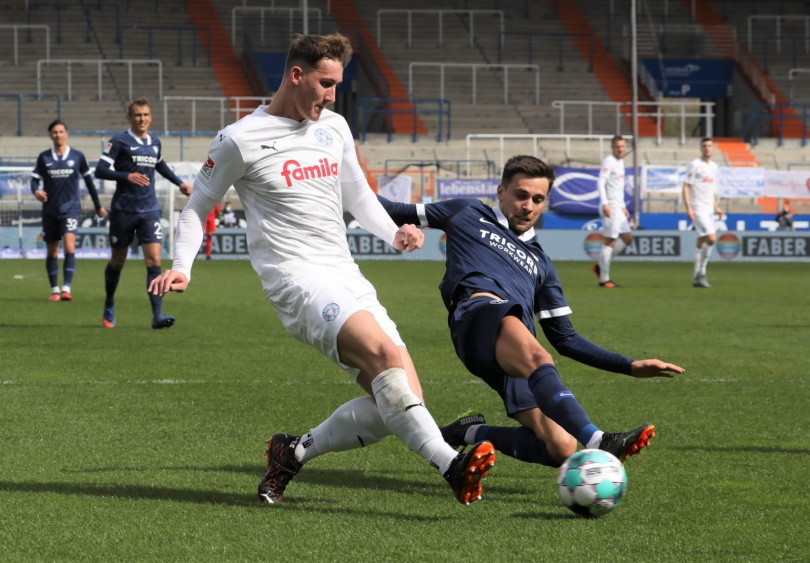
[[284, 33, 352, 73], [501, 155, 555, 190], [128, 97, 150, 116], [48, 119, 67, 132], [611, 134, 625, 146], [701, 137, 713, 144]]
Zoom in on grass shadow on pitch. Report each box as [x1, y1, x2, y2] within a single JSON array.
[[0, 480, 449, 520], [62, 464, 532, 504]]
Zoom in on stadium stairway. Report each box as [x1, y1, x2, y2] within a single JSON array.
[[186, 0, 255, 112], [687, 0, 803, 139], [331, 0, 428, 137], [554, 0, 658, 137]]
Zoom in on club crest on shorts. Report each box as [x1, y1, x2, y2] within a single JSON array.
[[322, 303, 340, 322]]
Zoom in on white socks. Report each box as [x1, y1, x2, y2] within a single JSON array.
[[293, 368, 458, 475], [296, 395, 389, 464], [694, 243, 713, 277], [371, 368, 457, 475], [599, 245, 613, 282]]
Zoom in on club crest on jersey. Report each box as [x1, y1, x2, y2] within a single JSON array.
[[314, 128, 333, 145], [67, 160, 75, 167], [322, 303, 340, 322], [153, 146, 159, 155], [281, 158, 338, 187], [200, 157, 215, 180]]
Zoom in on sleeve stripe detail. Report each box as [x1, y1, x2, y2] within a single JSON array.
[[83, 170, 93, 177], [415, 203, 427, 226], [31, 172, 42, 179], [99, 155, 114, 165], [539, 306, 572, 319]]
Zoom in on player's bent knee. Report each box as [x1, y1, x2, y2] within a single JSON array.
[[529, 348, 555, 368]]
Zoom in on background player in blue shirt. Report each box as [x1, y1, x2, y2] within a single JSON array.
[[95, 97, 192, 329], [31, 119, 106, 301], [378, 155, 685, 469]]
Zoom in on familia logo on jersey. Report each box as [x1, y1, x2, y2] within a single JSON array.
[[281, 159, 338, 187]]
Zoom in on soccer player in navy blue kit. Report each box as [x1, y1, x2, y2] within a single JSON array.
[[95, 98, 192, 328], [31, 119, 107, 301], [379, 155, 685, 468]]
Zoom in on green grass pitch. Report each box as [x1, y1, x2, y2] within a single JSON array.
[[0, 258, 808, 561]]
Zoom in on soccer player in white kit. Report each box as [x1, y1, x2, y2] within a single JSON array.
[[592, 135, 633, 288], [683, 137, 724, 288], [148, 33, 495, 505]]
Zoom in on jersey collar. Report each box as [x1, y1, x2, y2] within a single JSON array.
[[50, 147, 71, 161], [127, 129, 152, 145], [493, 206, 536, 242]]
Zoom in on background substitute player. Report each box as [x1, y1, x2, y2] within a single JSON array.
[[31, 119, 106, 301], [95, 97, 192, 328]]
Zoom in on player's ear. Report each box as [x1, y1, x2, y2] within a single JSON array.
[[496, 184, 504, 201], [289, 65, 305, 85]]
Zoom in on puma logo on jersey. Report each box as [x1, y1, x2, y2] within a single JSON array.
[[260, 142, 278, 151], [281, 158, 338, 187]]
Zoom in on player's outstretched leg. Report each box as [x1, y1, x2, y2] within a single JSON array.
[[440, 412, 486, 449], [257, 433, 302, 504], [443, 441, 496, 505], [598, 423, 655, 462]]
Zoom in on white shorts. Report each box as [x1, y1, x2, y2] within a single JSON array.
[[601, 206, 631, 239], [264, 261, 404, 379], [692, 209, 716, 237]]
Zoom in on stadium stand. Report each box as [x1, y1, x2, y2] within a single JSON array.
[[0, 0, 807, 175]]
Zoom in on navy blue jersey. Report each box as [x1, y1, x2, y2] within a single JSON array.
[[379, 197, 570, 320], [31, 147, 100, 216], [95, 130, 183, 213]]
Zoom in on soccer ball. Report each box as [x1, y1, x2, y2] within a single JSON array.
[[557, 449, 627, 518]]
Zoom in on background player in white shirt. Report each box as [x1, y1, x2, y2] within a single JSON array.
[[683, 137, 724, 288], [592, 135, 632, 288], [148, 33, 495, 506]]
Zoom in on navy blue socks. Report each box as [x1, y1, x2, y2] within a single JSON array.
[[146, 265, 163, 317], [527, 363, 599, 447], [104, 263, 121, 305], [63, 252, 75, 288]]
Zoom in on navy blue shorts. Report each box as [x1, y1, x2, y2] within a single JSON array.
[[108, 209, 163, 249], [450, 295, 540, 417], [42, 213, 79, 242]]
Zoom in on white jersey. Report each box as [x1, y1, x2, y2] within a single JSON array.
[[597, 154, 626, 208], [684, 158, 719, 212], [172, 106, 399, 293]]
